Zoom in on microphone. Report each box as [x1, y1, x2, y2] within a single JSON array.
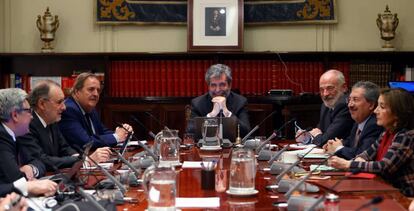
[[86, 154, 127, 194], [355, 196, 383, 211], [145, 111, 170, 130], [256, 118, 296, 154], [116, 123, 158, 161], [241, 111, 277, 144], [131, 115, 156, 139], [284, 153, 335, 199], [265, 144, 289, 163], [77, 187, 107, 211], [274, 145, 320, 181], [110, 149, 141, 178], [305, 169, 361, 211]]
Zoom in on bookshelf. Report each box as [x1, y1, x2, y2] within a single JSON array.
[[0, 51, 412, 138]]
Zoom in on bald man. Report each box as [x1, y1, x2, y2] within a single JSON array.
[[309, 69, 354, 146]]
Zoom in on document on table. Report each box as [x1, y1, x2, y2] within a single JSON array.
[[182, 161, 213, 168], [81, 162, 113, 170], [176, 197, 220, 208]]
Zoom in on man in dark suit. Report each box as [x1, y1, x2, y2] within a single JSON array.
[[188, 64, 251, 138], [0, 88, 57, 197], [17, 80, 111, 171], [323, 81, 384, 159], [59, 73, 133, 149], [307, 69, 354, 146]]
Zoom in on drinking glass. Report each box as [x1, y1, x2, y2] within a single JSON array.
[[202, 119, 220, 146], [142, 164, 176, 211], [229, 148, 256, 193]]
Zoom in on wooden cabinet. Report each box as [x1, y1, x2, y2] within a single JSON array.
[[2, 51, 411, 139]]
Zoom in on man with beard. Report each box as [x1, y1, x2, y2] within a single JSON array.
[[187, 64, 251, 138], [59, 73, 133, 149], [305, 69, 354, 146], [323, 81, 383, 159]]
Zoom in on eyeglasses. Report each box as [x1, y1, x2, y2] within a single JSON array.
[[18, 108, 33, 114]]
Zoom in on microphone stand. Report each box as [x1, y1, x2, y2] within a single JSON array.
[[241, 110, 277, 144], [274, 145, 321, 182], [266, 144, 289, 164], [116, 123, 158, 161], [86, 155, 127, 194], [305, 170, 362, 211], [284, 153, 335, 199], [111, 149, 142, 177], [131, 115, 156, 139], [256, 117, 296, 155], [78, 187, 106, 211]]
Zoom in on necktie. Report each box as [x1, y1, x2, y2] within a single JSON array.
[[84, 113, 95, 135], [354, 129, 362, 147], [47, 125, 53, 144]]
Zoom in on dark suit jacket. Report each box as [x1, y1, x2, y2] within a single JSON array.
[[59, 97, 116, 149], [312, 94, 354, 146], [335, 114, 384, 160], [187, 92, 251, 137], [0, 124, 45, 184], [17, 113, 79, 171], [0, 183, 18, 197]]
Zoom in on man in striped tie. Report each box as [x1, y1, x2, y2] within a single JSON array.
[[323, 81, 384, 159]]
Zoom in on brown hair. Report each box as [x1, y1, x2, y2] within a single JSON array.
[[380, 88, 414, 131], [70, 72, 99, 95]]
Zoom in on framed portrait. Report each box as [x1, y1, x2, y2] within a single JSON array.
[[187, 0, 244, 52]]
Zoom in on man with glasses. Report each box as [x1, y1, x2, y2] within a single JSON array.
[[59, 73, 133, 149], [0, 88, 57, 197], [187, 64, 251, 137], [302, 69, 354, 146], [323, 81, 383, 159], [17, 80, 111, 171]]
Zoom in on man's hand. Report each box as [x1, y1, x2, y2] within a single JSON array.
[[19, 165, 34, 181], [115, 123, 134, 142], [210, 96, 229, 116], [89, 147, 111, 163], [309, 128, 322, 137], [324, 138, 343, 154], [328, 156, 351, 170], [0, 192, 27, 211], [27, 180, 57, 197]]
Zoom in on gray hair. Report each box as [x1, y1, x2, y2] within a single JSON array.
[[0, 88, 28, 122], [325, 69, 346, 86], [205, 64, 232, 85], [28, 80, 60, 107], [352, 81, 380, 105], [70, 72, 98, 95]]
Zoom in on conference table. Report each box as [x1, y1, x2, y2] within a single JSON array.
[[95, 144, 411, 210]]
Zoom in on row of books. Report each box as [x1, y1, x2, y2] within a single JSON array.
[[3, 72, 105, 95], [108, 60, 332, 97], [349, 61, 392, 88]]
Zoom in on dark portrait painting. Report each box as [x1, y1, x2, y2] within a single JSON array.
[[205, 7, 226, 36]]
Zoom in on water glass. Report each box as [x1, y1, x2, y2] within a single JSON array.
[[143, 164, 176, 211], [202, 118, 220, 146], [229, 148, 256, 193]]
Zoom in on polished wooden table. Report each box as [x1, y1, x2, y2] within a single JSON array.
[[109, 146, 410, 210]]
